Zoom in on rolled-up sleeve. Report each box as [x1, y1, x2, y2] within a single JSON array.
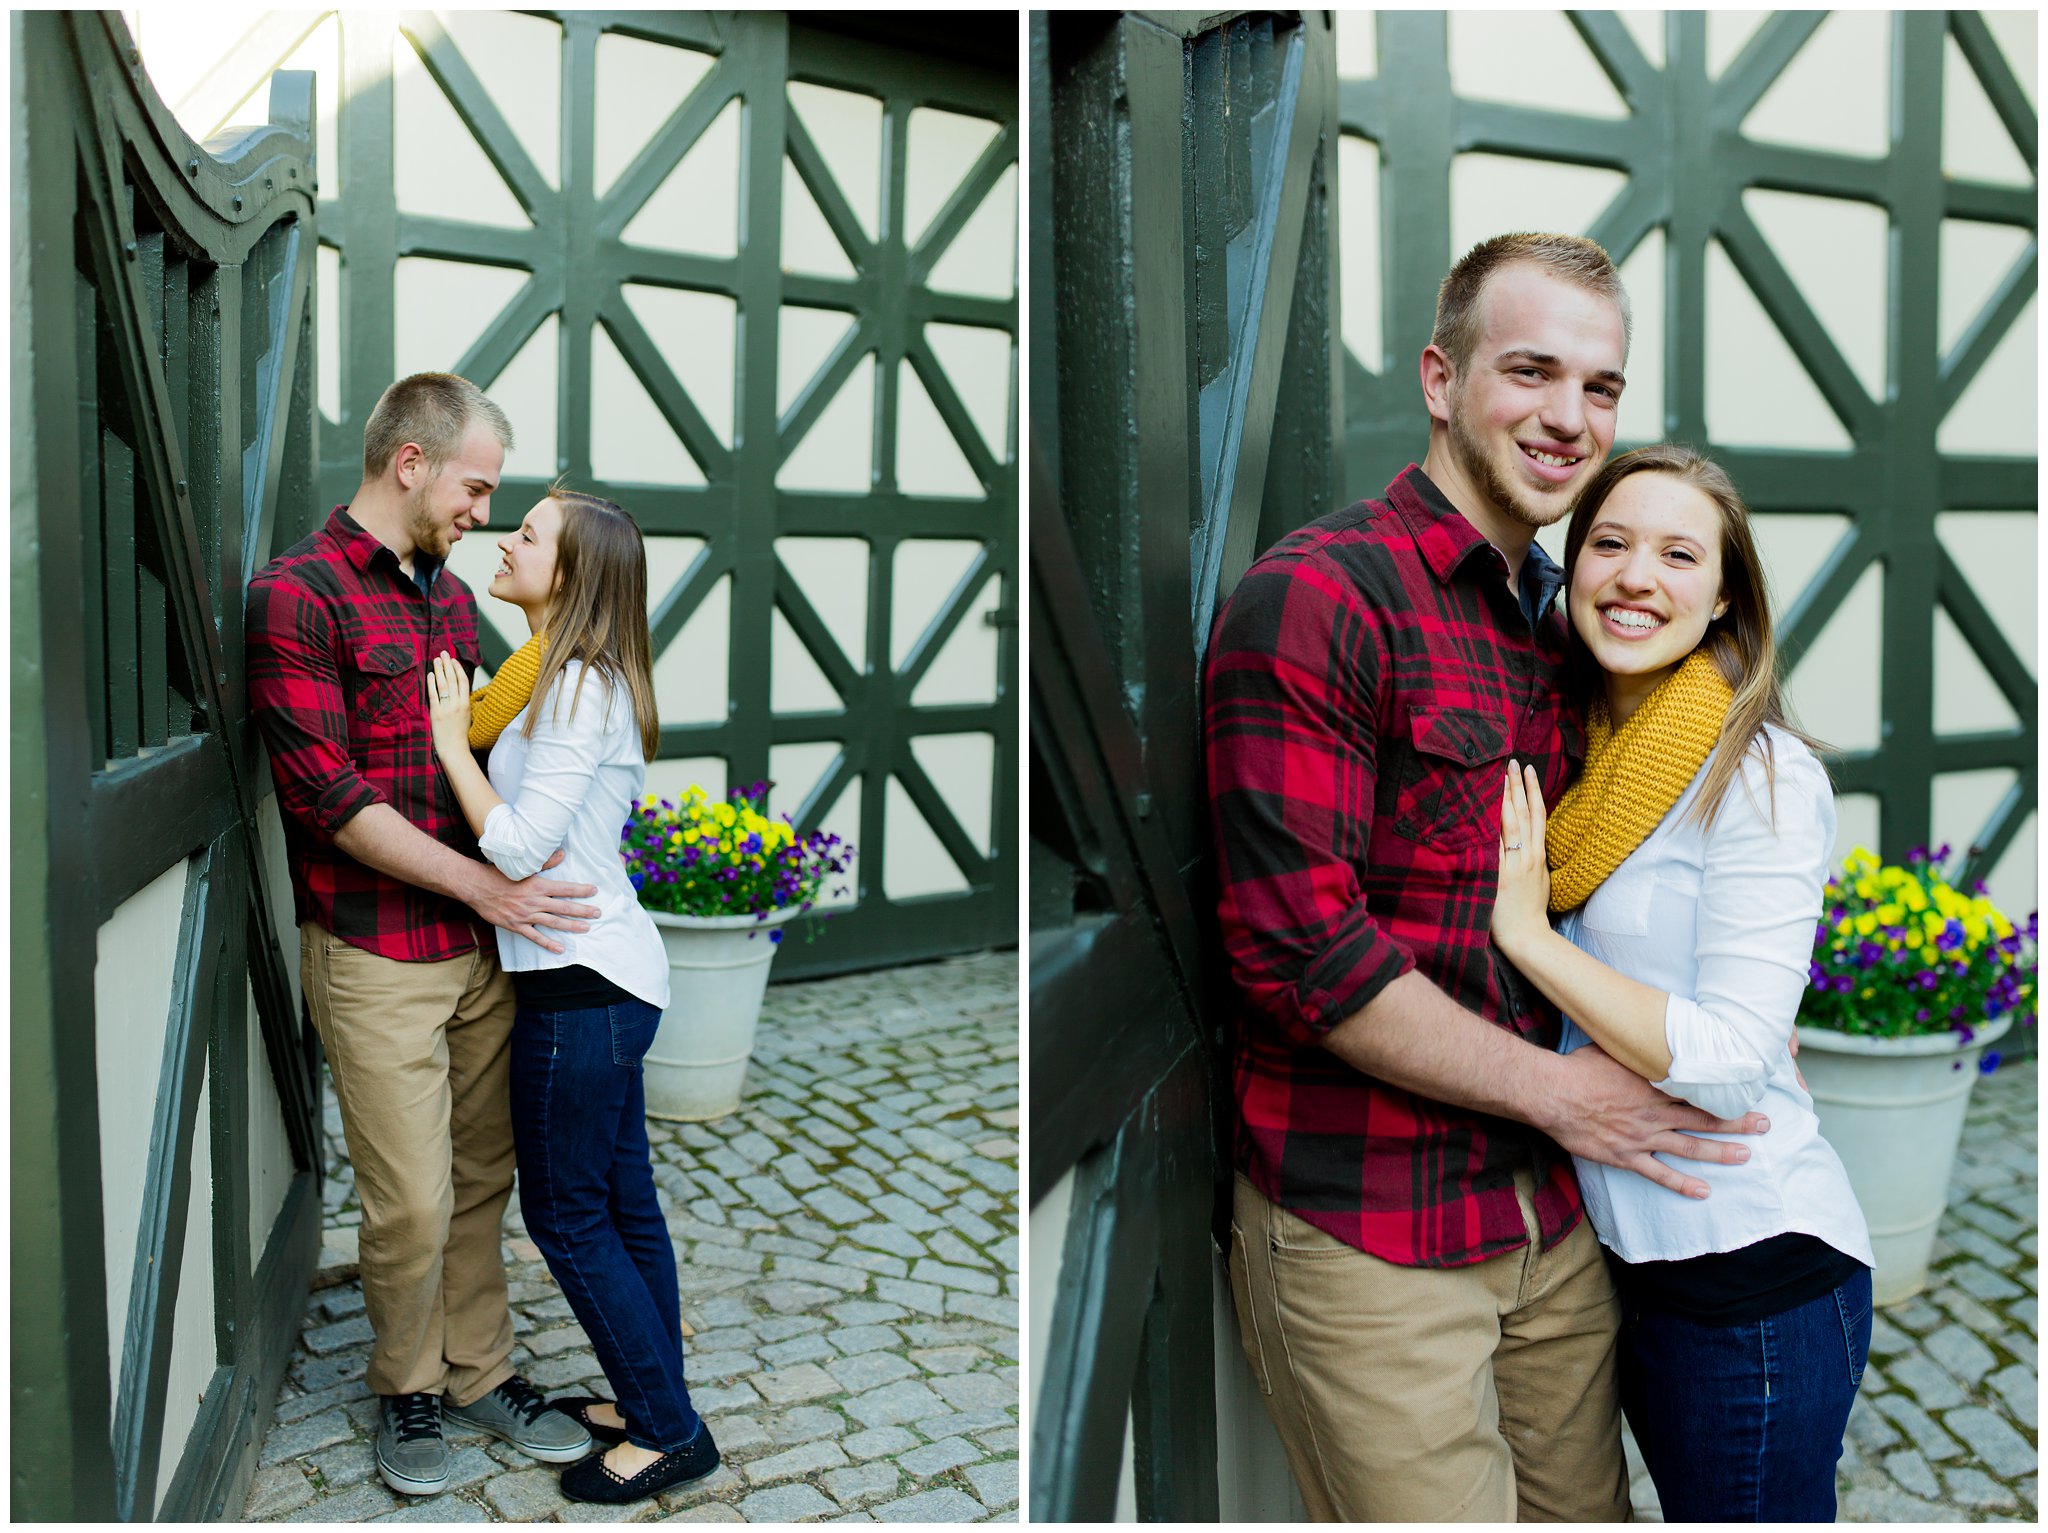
[[1204, 552, 1415, 1048], [477, 666, 608, 881], [246, 573, 383, 842], [1655, 744, 1834, 1117]]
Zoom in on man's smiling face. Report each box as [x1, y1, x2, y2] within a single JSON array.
[[403, 420, 505, 561], [1439, 262, 1628, 532]]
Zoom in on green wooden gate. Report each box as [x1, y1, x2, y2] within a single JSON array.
[[186, 11, 1019, 977], [13, 12, 323, 1519], [1030, 11, 1340, 1519], [1341, 10, 2036, 888]]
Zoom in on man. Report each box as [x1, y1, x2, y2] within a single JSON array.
[[249, 374, 598, 1496], [1205, 235, 1768, 1521]]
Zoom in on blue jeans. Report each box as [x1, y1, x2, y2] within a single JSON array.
[[1619, 1267, 1873, 1521], [508, 998, 700, 1453]]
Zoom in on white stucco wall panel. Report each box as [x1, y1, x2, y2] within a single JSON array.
[[154, 1074, 217, 1517], [591, 324, 707, 487], [624, 96, 740, 258], [1937, 295, 2037, 457], [246, 983, 294, 1272], [652, 574, 731, 724], [777, 357, 875, 493], [96, 858, 189, 1409], [596, 34, 715, 200], [789, 83, 883, 243], [1448, 11, 1629, 119]]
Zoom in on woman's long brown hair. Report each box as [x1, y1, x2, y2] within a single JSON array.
[[521, 483, 661, 761], [1560, 443, 1827, 829]]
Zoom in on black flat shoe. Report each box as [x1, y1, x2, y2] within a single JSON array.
[[547, 1395, 629, 1445], [559, 1423, 720, 1504]]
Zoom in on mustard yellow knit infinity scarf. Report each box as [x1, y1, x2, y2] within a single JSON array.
[[1546, 649, 1733, 914]]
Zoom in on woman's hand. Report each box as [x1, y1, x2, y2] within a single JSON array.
[[1491, 759, 1552, 956], [426, 651, 474, 762]]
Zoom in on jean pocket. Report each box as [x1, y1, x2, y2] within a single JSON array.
[[1835, 1273, 1873, 1391], [609, 1001, 660, 1067], [1226, 1224, 1275, 1397]]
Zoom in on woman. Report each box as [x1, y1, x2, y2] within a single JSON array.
[[1488, 445, 1873, 1522], [425, 485, 718, 1506]]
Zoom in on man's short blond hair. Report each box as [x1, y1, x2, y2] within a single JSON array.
[[362, 373, 513, 480], [1431, 233, 1631, 376]]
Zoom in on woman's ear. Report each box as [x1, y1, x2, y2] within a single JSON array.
[[1713, 589, 1731, 622]]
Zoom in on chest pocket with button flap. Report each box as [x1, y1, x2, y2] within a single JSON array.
[[350, 641, 421, 731], [1390, 705, 1512, 851]]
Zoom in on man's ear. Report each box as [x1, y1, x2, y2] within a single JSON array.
[[1420, 345, 1456, 427], [394, 442, 426, 489]]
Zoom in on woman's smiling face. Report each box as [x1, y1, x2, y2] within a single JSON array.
[[489, 496, 563, 612], [1568, 471, 1729, 718]]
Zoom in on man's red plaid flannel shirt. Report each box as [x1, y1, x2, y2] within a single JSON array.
[[1205, 465, 1588, 1267], [248, 506, 488, 962]]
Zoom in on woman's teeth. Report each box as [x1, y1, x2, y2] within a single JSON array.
[[1604, 607, 1661, 631]]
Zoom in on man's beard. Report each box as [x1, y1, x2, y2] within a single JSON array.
[[405, 478, 449, 559], [1447, 400, 1586, 532]]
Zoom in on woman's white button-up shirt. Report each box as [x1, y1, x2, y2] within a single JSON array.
[[477, 660, 671, 1011], [1556, 725, 1873, 1267]]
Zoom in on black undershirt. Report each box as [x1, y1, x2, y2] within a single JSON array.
[[512, 964, 637, 1011], [1608, 1231, 1867, 1326]]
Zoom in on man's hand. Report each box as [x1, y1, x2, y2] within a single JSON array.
[[466, 855, 600, 956], [1538, 1043, 1768, 1201]]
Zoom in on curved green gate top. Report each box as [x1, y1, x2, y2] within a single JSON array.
[[14, 11, 322, 1518], [1342, 11, 2036, 887]]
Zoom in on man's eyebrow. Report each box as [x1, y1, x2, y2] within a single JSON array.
[[1494, 347, 1626, 387]]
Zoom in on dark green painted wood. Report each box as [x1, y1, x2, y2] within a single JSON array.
[[13, 13, 322, 1519], [1337, 9, 2037, 888], [1032, 9, 1338, 1520], [297, 12, 1017, 980], [14, 16, 119, 1514]]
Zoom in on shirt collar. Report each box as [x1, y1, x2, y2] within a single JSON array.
[[328, 504, 443, 591], [1387, 465, 1564, 620], [1519, 538, 1566, 623]]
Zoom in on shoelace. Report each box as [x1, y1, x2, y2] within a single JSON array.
[[388, 1392, 441, 1444], [494, 1375, 551, 1426]]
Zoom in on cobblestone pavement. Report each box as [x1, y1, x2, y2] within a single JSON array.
[[1626, 1055, 2037, 1522], [242, 950, 1020, 1523]]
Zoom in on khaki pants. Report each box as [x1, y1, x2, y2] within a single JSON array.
[[301, 924, 518, 1404], [1229, 1174, 1630, 1522]]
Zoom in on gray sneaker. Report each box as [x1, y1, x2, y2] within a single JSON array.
[[443, 1375, 593, 1464], [376, 1392, 450, 1496]]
